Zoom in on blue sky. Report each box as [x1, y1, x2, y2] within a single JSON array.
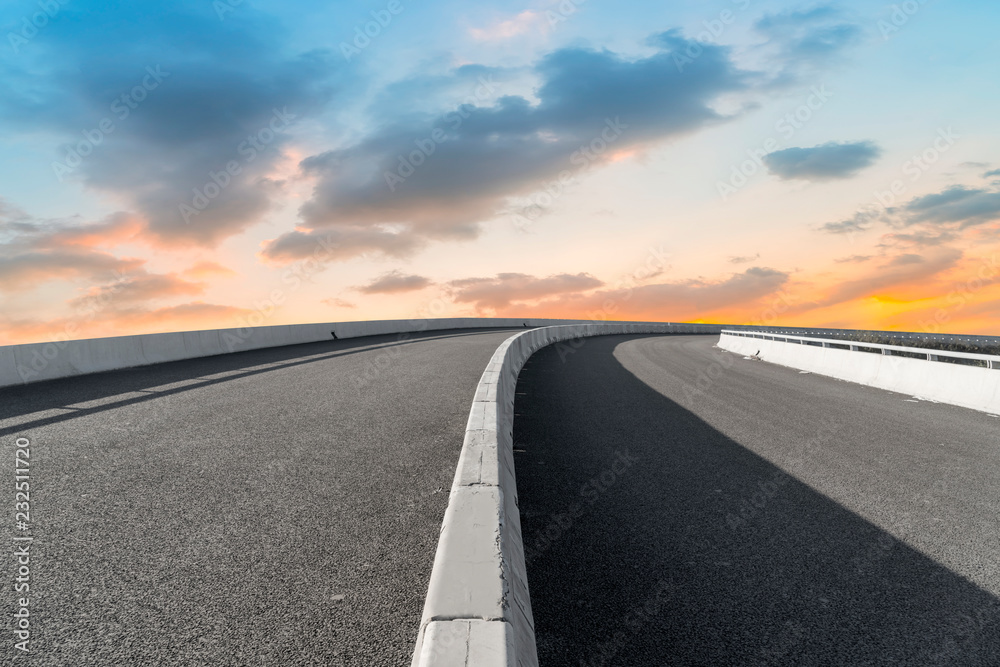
[[2, 0, 999, 341]]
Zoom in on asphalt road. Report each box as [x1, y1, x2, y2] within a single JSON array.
[[0, 328, 522, 666], [514, 334, 1000, 666]]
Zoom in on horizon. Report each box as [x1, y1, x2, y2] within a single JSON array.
[[2, 0, 998, 344]]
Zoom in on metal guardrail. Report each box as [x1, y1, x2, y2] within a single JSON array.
[[718, 325, 1000, 347], [720, 330, 1000, 369]]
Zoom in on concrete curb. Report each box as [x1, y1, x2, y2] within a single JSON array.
[[718, 332, 1000, 414], [0, 317, 665, 389], [411, 322, 721, 666]]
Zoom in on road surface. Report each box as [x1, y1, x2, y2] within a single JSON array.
[[514, 334, 1000, 666], [0, 328, 521, 666]]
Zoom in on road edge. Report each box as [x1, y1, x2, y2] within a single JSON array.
[[411, 323, 720, 667]]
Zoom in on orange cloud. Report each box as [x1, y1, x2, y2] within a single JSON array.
[[44, 212, 143, 249], [69, 272, 208, 310], [447, 268, 788, 321], [0, 210, 148, 290], [182, 261, 237, 279], [0, 250, 145, 291]]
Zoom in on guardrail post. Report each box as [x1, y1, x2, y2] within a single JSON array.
[[822, 342, 830, 348], [850, 345, 859, 351], [882, 349, 891, 356], [927, 353, 939, 361]]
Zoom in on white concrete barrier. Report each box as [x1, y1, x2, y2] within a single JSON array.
[[718, 331, 1000, 414], [0, 317, 678, 389], [412, 322, 722, 667]]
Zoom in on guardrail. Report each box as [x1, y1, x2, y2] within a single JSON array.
[[721, 330, 1000, 368], [720, 326, 1000, 348], [718, 330, 1000, 414]]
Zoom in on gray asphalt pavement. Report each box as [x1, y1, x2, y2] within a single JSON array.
[[514, 334, 1000, 666], [0, 328, 521, 666]]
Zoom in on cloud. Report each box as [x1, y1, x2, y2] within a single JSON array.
[[819, 207, 886, 235], [902, 186, 1000, 227], [0, 210, 146, 290], [610, 267, 790, 314], [0, 204, 230, 344], [795, 248, 963, 312], [984, 168, 1000, 178], [68, 271, 207, 310], [0, 2, 344, 247], [182, 261, 237, 279], [885, 253, 925, 267], [821, 183, 1000, 246], [258, 228, 421, 264], [878, 230, 960, 248], [445, 267, 788, 319], [356, 271, 432, 294], [834, 254, 873, 263], [753, 5, 863, 73], [322, 297, 357, 309], [728, 253, 760, 264], [448, 272, 604, 309], [764, 141, 881, 181], [469, 11, 549, 41], [266, 31, 751, 264], [0, 250, 143, 291], [0, 209, 142, 249]]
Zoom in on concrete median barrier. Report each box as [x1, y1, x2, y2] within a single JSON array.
[[411, 323, 721, 666]]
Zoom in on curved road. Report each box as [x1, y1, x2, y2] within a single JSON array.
[[514, 334, 1000, 666], [0, 328, 521, 666]]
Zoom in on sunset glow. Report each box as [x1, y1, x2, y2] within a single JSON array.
[[2, 0, 999, 344]]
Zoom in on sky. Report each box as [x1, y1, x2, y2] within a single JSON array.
[[1, 0, 999, 344]]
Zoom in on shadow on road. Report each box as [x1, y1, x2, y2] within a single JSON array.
[[514, 335, 1000, 666]]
